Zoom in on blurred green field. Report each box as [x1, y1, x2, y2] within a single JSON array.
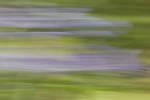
[[0, 0, 150, 100], [0, 0, 150, 64], [0, 71, 149, 100]]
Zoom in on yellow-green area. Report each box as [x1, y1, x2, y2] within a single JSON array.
[[0, 71, 150, 100], [82, 91, 150, 100]]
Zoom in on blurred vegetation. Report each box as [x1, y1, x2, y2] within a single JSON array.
[[0, 71, 149, 100], [0, 0, 150, 61], [0, 0, 150, 100]]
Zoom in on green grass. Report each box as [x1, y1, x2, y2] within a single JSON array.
[[84, 91, 150, 100], [0, 71, 149, 100]]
